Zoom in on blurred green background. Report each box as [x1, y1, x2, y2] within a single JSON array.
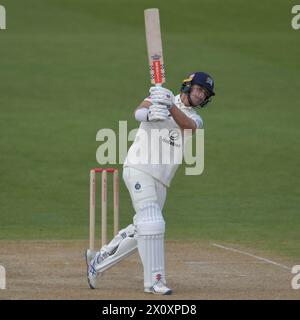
[[0, 0, 299, 258]]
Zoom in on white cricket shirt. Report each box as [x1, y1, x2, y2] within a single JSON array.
[[123, 94, 203, 187]]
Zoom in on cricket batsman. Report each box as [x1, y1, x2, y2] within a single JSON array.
[[86, 72, 215, 295]]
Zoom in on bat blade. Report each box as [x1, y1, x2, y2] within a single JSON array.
[[144, 8, 165, 86]]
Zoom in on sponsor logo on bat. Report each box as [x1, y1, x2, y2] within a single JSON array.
[[151, 54, 161, 61], [153, 60, 162, 83]]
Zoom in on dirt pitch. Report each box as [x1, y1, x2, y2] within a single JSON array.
[[0, 240, 299, 300]]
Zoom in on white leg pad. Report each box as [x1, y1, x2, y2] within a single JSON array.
[[103, 224, 136, 255], [136, 202, 166, 288], [95, 237, 137, 273]]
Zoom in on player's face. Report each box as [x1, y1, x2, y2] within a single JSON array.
[[189, 85, 208, 106]]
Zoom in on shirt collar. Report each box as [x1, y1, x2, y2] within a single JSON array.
[[175, 94, 193, 110]]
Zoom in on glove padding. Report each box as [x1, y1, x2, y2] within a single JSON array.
[[148, 104, 169, 122], [149, 86, 175, 107]]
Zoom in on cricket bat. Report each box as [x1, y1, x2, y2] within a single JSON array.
[[144, 8, 165, 86]]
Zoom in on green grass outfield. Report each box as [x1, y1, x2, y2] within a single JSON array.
[[1, 0, 299, 259]]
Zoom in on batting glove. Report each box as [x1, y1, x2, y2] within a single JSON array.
[[149, 86, 175, 108], [148, 104, 169, 121]]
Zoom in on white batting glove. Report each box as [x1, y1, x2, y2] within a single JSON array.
[[149, 86, 175, 107], [148, 104, 169, 121]]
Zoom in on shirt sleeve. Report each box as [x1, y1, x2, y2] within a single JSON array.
[[188, 112, 203, 129]]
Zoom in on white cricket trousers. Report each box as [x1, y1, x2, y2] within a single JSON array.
[[122, 166, 167, 214]]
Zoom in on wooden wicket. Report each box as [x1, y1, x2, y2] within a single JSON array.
[[89, 168, 119, 251]]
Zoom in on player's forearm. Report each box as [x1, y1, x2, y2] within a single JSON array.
[[135, 107, 149, 122], [168, 105, 196, 132], [134, 100, 151, 122]]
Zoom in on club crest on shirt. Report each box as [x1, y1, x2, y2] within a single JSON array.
[[169, 130, 180, 141]]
